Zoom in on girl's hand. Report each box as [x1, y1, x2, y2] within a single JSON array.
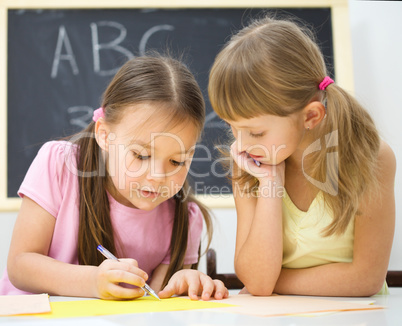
[[158, 270, 229, 301], [93, 258, 149, 300], [230, 141, 285, 186]]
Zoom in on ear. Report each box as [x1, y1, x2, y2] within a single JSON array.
[[94, 118, 110, 152], [302, 101, 326, 130]]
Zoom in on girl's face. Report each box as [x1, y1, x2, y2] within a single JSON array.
[[226, 113, 306, 165], [98, 103, 198, 210]]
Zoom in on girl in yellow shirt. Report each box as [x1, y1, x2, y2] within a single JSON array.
[[208, 15, 396, 297]]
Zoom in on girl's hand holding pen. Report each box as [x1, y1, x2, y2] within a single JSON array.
[[94, 258, 149, 300], [158, 269, 229, 301]]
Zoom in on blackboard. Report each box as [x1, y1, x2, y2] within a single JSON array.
[[5, 7, 336, 207]]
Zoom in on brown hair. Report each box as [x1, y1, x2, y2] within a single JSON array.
[[71, 54, 212, 288], [208, 15, 380, 236]]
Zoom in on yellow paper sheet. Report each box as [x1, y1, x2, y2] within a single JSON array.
[[0, 293, 51, 316], [29, 296, 234, 319], [208, 294, 384, 317]]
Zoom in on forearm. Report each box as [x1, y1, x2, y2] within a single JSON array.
[[235, 194, 283, 295], [8, 252, 97, 297], [275, 263, 385, 297]]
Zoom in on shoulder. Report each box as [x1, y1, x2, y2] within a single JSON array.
[[37, 140, 77, 162], [34, 141, 79, 188], [25, 140, 77, 173], [377, 140, 396, 182], [378, 140, 396, 169]]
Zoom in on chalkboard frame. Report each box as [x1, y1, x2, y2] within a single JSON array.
[[0, 0, 353, 211]]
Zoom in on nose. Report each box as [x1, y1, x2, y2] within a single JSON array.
[[234, 132, 252, 154], [146, 160, 167, 183]]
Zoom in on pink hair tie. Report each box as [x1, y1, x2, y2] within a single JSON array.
[[319, 76, 334, 90], [92, 107, 105, 122]]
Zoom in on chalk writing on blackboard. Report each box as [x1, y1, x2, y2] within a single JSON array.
[[52, 22, 176, 78]]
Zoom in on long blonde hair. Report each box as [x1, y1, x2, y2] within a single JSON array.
[[208, 16, 380, 236]]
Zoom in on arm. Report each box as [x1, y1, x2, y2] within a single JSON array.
[[7, 196, 148, 299], [231, 143, 285, 295], [274, 142, 396, 296]]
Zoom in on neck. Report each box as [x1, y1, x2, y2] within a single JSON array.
[[286, 129, 319, 171]]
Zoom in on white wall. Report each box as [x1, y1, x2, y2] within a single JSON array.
[[348, 0, 402, 270], [1, 0, 401, 276], [0, 212, 17, 274]]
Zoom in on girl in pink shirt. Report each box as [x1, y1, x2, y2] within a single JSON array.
[[1, 55, 228, 300]]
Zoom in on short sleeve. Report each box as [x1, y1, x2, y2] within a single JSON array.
[[183, 202, 204, 265], [17, 141, 75, 218]]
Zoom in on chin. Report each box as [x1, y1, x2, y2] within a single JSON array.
[[132, 199, 164, 211]]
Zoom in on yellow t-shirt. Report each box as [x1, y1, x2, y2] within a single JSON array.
[[282, 189, 388, 295]]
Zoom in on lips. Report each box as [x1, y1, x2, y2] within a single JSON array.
[[248, 153, 264, 160], [140, 190, 160, 198]]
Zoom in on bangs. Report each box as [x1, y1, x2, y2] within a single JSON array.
[[114, 101, 202, 147], [209, 58, 265, 121], [209, 27, 301, 122], [144, 102, 202, 139]]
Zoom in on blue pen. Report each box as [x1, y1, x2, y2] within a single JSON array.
[[97, 245, 161, 300], [242, 151, 261, 167], [252, 158, 261, 167]]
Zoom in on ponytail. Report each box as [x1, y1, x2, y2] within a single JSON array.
[[309, 84, 380, 235], [73, 123, 118, 266]]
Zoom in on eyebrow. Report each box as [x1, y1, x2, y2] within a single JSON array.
[[232, 124, 262, 130], [173, 147, 196, 156], [223, 119, 256, 130], [129, 140, 151, 149], [130, 140, 195, 155]]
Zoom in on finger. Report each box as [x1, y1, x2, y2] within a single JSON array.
[[107, 269, 146, 289], [230, 147, 254, 174], [104, 283, 145, 300], [158, 283, 176, 299], [211, 279, 228, 300], [119, 258, 139, 268], [111, 261, 148, 281], [230, 141, 239, 155], [230, 147, 243, 169], [199, 275, 215, 301], [187, 274, 201, 300]]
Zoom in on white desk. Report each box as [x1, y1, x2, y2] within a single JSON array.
[[2, 288, 402, 326]]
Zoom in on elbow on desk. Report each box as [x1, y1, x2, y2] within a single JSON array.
[[356, 277, 386, 297], [235, 264, 279, 296], [7, 258, 22, 290], [236, 272, 276, 296], [246, 284, 275, 296], [7, 253, 32, 293]]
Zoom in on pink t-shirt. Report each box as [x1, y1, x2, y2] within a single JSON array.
[[0, 141, 203, 295]]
